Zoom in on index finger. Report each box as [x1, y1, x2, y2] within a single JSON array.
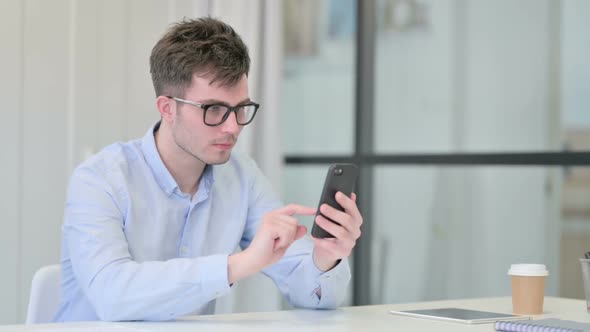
[[278, 204, 317, 216]]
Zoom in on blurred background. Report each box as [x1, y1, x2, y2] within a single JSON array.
[[1, 0, 589, 324]]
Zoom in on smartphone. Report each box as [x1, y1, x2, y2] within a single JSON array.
[[311, 164, 359, 238]]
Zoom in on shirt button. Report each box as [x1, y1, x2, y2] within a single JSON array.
[[181, 246, 189, 255]]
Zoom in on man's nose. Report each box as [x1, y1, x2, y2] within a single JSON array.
[[220, 111, 240, 133]]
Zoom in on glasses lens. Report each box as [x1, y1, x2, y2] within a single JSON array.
[[236, 105, 257, 125], [204, 105, 229, 125]]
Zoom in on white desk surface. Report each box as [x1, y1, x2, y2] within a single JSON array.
[[3, 297, 588, 331]]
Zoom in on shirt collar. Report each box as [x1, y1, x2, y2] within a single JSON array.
[[141, 121, 216, 197], [141, 121, 178, 196]]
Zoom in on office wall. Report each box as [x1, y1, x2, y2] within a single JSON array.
[[0, 0, 23, 324], [0, 0, 211, 324]]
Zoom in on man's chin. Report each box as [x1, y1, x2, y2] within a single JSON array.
[[206, 152, 232, 165]]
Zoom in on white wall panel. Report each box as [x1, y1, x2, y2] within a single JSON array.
[[19, 0, 71, 322], [71, 0, 99, 168], [0, 0, 23, 324], [125, 0, 168, 138], [95, 1, 130, 150], [168, 0, 209, 22]]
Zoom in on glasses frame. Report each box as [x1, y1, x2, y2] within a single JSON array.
[[166, 96, 260, 126]]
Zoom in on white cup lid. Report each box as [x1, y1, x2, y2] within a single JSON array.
[[508, 264, 548, 277]]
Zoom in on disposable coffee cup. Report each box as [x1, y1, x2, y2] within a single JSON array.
[[508, 264, 548, 315]]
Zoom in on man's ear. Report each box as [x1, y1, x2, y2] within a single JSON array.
[[156, 96, 175, 122]]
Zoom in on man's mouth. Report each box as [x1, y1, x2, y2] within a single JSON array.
[[212, 135, 236, 150], [212, 142, 234, 150]]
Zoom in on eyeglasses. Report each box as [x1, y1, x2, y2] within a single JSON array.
[[166, 96, 259, 126]]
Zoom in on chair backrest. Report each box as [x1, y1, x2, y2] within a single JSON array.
[[26, 264, 61, 324]]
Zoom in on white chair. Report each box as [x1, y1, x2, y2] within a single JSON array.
[[26, 264, 61, 324]]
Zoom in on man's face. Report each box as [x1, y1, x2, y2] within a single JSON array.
[[171, 74, 249, 165]]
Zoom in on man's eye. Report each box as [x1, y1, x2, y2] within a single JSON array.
[[208, 105, 225, 112]]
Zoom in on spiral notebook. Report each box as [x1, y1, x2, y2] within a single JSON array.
[[495, 319, 590, 332]]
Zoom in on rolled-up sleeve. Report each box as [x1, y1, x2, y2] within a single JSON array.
[[263, 237, 351, 309]]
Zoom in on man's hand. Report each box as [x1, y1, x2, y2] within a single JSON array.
[[312, 192, 363, 272], [228, 204, 316, 284]]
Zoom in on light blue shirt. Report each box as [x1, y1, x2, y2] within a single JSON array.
[[54, 122, 351, 322]]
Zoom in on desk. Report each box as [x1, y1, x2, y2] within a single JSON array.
[[2, 297, 588, 331]]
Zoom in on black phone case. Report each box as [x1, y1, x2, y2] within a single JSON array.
[[311, 164, 359, 238]]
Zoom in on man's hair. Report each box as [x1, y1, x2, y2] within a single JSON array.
[[149, 17, 250, 97]]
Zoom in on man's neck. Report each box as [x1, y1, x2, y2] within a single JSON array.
[[154, 124, 206, 196]]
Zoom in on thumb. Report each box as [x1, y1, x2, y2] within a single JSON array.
[[294, 225, 307, 241]]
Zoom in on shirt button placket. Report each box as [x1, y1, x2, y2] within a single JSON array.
[[180, 201, 191, 257], [181, 246, 189, 256]]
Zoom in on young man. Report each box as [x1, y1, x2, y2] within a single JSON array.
[[54, 17, 363, 322]]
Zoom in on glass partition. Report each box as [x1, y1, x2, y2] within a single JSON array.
[[281, 0, 356, 156], [281, 0, 590, 305], [282, 164, 590, 303]]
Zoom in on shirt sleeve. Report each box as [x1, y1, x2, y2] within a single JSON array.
[[263, 238, 351, 309], [241, 158, 351, 309], [64, 166, 232, 321]]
